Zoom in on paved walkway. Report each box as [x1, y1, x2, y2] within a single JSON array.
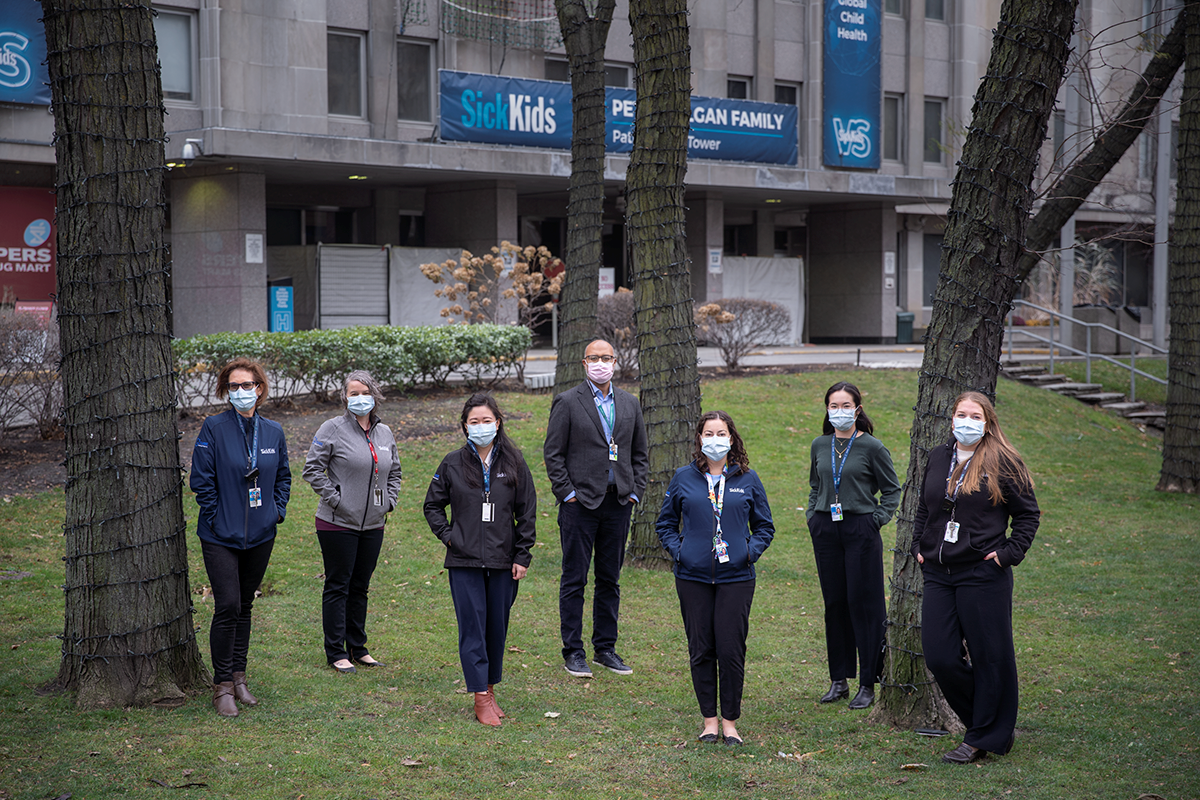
[[522, 343, 933, 375]]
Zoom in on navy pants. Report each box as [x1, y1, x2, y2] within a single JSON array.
[[201, 538, 275, 683], [921, 561, 1018, 755], [558, 492, 633, 659], [675, 577, 756, 721], [317, 527, 384, 663], [808, 511, 886, 684], [448, 567, 519, 693]]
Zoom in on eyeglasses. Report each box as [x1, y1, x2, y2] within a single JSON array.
[[226, 381, 260, 391], [583, 355, 616, 364]]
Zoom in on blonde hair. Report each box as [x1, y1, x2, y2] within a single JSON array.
[[950, 391, 1033, 505]]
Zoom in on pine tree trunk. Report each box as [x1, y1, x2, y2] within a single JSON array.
[[625, 0, 700, 569], [43, 0, 208, 707], [1158, 0, 1200, 494], [553, 0, 616, 395], [874, 0, 1077, 729]]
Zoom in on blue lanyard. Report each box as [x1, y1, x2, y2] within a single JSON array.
[[946, 448, 969, 502], [830, 433, 856, 502], [469, 442, 492, 499], [243, 415, 260, 472]]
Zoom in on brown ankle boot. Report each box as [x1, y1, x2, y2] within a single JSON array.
[[213, 681, 238, 717], [488, 685, 505, 718], [232, 672, 258, 706], [474, 691, 501, 726]]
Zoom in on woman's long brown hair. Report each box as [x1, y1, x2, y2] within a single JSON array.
[[950, 391, 1034, 505]]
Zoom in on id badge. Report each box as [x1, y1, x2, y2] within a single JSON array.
[[608, 441, 619, 462], [373, 488, 383, 507], [944, 521, 960, 543], [714, 539, 730, 564], [830, 502, 843, 521], [249, 487, 262, 508], [482, 502, 495, 522]]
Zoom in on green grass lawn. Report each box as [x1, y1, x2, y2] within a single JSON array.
[[1, 371, 1197, 799]]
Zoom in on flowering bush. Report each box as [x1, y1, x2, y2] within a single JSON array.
[[695, 298, 792, 373]]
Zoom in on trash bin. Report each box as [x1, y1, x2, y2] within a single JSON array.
[[896, 311, 915, 345]]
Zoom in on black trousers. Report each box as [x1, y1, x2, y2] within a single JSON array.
[[809, 511, 886, 684], [317, 527, 385, 663], [558, 492, 633, 659], [448, 567, 519, 693], [675, 577, 756, 721], [200, 538, 275, 684], [921, 561, 1018, 755]]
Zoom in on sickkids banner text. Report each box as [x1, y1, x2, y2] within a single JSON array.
[[439, 70, 799, 167], [0, 0, 51, 106], [822, 0, 881, 169]]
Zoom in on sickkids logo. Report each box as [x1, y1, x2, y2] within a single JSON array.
[[832, 117, 871, 159], [0, 31, 33, 90], [459, 89, 558, 134]]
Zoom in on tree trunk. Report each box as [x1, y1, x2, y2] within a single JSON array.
[[625, 0, 700, 569], [874, 0, 1077, 729], [1158, 0, 1200, 494], [43, 0, 208, 707], [1017, 11, 1185, 280], [553, 0, 616, 395]]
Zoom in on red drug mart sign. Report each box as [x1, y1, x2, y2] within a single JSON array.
[[0, 186, 56, 302]]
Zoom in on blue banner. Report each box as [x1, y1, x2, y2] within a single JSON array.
[[822, 0, 881, 169], [0, 0, 51, 106], [270, 286, 294, 333], [440, 70, 798, 166]]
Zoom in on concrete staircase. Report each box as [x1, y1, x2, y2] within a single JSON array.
[[1000, 363, 1166, 430]]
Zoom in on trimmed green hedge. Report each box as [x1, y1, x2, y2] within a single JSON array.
[[173, 324, 531, 408]]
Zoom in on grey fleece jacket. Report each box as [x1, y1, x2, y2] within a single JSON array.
[[303, 410, 402, 531]]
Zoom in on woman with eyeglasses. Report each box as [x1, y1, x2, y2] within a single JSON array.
[[806, 381, 901, 710], [912, 391, 1039, 763], [190, 358, 291, 717], [303, 370, 402, 674]]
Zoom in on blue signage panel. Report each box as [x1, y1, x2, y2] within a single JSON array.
[[270, 286, 294, 333], [0, 0, 51, 106], [439, 70, 799, 166], [822, 0, 882, 169]]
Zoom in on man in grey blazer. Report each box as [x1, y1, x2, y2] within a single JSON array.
[[544, 339, 649, 678]]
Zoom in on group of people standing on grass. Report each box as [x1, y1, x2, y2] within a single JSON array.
[[188, 339, 1039, 765]]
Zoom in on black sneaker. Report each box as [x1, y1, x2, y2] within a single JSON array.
[[594, 650, 633, 675], [564, 653, 593, 678]]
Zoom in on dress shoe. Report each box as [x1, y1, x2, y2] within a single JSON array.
[[594, 650, 633, 675], [848, 685, 875, 710], [819, 679, 850, 703], [231, 672, 258, 706], [723, 735, 744, 746], [330, 660, 357, 674], [474, 692, 501, 726], [352, 655, 385, 667], [697, 732, 720, 743], [564, 653, 593, 678], [212, 681, 238, 717], [942, 742, 987, 764], [488, 685, 505, 718]]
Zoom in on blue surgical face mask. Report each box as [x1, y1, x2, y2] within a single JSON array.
[[953, 417, 986, 446], [467, 422, 498, 447], [347, 394, 375, 416], [229, 388, 258, 412], [701, 436, 731, 462], [828, 408, 857, 431]]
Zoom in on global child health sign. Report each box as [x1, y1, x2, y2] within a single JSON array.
[[0, 187, 56, 302], [439, 70, 798, 166], [822, 0, 882, 169], [0, 0, 52, 106]]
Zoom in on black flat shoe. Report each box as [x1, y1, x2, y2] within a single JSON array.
[[330, 661, 357, 674], [819, 680, 850, 703], [848, 685, 875, 709], [352, 656, 385, 667], [942, 742, 987, 764], [697, 732, 719, 743], [723, 735, 743, 746]]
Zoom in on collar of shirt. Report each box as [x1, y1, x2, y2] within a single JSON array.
[[587, 379, 613, 401]]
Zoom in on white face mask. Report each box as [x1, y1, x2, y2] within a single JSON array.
[[467, 422, 497, 447], [347, 394, 375, 416], [701, 436, 731, 462], [827, 408, 857, 432], [953, 417, 986, 446], [229, 388, 258, 412], [585, 360, 615, 385]]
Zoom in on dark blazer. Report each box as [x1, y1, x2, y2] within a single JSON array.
[[544, 381, 649, 510]]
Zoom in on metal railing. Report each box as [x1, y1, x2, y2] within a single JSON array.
[[1006, 300, 1168, 402]]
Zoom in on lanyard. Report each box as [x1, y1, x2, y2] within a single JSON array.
[[706, 470, 727, 544], [243, 415, 260, 473], [830, 433, 856, 503], [363, 427, 379, 484], [595, 394, 615, 440], [945, 448, 970, 504], [469, 442, 492, 501]]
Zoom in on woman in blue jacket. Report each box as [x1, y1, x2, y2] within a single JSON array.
[[656, 410, 774, 746], [190, 358, 291, 717]]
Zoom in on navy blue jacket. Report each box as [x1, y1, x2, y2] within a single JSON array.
[[190, 408, 291, 549], [656, 463, 775, 584]]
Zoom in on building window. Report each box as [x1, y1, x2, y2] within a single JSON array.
[[774, 83, 798, 106], [604, 64, 631, 88], [328, 31, 366, 118], [883, 94, 903, 161], [926, 0, 945, 20], [727, 77, 750, 100], [545, 58, 569, 82], [397, 40, 432, 121], [153, 9, 195, 102], [923, 98, 944, 163], [885, 0, 904, 16]]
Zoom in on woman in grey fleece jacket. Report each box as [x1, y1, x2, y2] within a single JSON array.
[[303, 370, 402, 673]]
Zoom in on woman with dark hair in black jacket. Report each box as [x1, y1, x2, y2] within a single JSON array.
[[423, 393, 537, 727]]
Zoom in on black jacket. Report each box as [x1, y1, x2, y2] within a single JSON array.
[[911, 441, 1040, 570], [423, 442, 537, 570]]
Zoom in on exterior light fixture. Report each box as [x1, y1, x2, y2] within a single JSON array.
[[181, 138, 204, 166]]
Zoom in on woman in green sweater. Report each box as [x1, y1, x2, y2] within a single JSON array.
[[806, 381, 901, 710]]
